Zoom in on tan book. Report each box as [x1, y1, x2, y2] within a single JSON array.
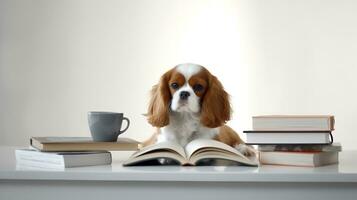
[[252, 115, 335, 131], [31, 137, 139, 152], [123, 139, 258, 166]]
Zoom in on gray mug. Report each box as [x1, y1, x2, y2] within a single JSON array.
[[88, 111, 130, 142]]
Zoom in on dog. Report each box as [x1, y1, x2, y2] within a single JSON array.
[[143, 63, 255, 156]]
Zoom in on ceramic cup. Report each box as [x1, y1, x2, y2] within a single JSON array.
[[88, 111, 130, 142]]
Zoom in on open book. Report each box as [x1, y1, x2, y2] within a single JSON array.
[[123, 139, 258, 166]]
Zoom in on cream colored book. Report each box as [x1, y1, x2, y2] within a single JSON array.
[[123, 139, 258, 166], [31, 137, 139, 151]]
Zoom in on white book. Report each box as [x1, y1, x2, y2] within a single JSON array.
[[259, 151, 339, 167], [15, 149, 112, 169], [244, 131, 332, 144], [252, 115, 335, 131]]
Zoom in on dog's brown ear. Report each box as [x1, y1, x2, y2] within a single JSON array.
[[200, 74, 231, 128], [146, 70, 172, 127]]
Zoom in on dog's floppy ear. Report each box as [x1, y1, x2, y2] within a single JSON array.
[[200, 74, 231, 128], [146, 70, 172, 127]]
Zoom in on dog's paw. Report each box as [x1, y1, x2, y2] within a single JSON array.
[[235, 144, 257, 157]]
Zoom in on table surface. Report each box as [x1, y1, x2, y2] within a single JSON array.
[[1, 146, 357, 182]]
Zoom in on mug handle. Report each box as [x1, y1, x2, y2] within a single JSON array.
[[120, 117, 130, 134]]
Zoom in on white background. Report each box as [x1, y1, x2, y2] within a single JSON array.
[[1, 0, 356, 149]]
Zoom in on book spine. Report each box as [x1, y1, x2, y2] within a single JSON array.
[[63, 153, 112, 167]]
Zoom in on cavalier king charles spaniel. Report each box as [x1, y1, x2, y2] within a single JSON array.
[[143, 63, 255, 156]]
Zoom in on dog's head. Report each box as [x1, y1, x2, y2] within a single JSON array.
[[147, 63, 231, 128]]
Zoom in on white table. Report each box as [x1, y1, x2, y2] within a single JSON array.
[[1, 146, 356, 200]]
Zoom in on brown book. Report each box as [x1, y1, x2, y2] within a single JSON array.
[[252, 115, 335, 131], [31, 137, 139, 152]]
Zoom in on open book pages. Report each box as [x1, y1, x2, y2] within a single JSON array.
[[123, 139, 258, 166]]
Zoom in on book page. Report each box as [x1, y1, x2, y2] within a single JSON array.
[[185, 139, 258, 166], [123, 152, 187, 166], [130, 141, 186, 159], [185, 139, 244, 158], [188, 150, 258, 166]]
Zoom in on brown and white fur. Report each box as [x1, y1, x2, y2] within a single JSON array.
[[143, 63, 255, 156]]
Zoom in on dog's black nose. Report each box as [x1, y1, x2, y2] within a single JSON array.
[[180, 91, 190, 100]]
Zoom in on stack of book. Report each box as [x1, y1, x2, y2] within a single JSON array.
[[244, 115, 341, 167], [16, 137, 139, 170]]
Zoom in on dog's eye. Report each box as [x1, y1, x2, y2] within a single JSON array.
[[193, 84, 204, 92], [171, 83, 179, 89]]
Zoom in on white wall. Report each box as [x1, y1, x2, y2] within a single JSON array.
[[1, 0, 357, 149]]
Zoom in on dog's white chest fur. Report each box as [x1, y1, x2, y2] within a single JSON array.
[[157, 112, 218, 146]]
